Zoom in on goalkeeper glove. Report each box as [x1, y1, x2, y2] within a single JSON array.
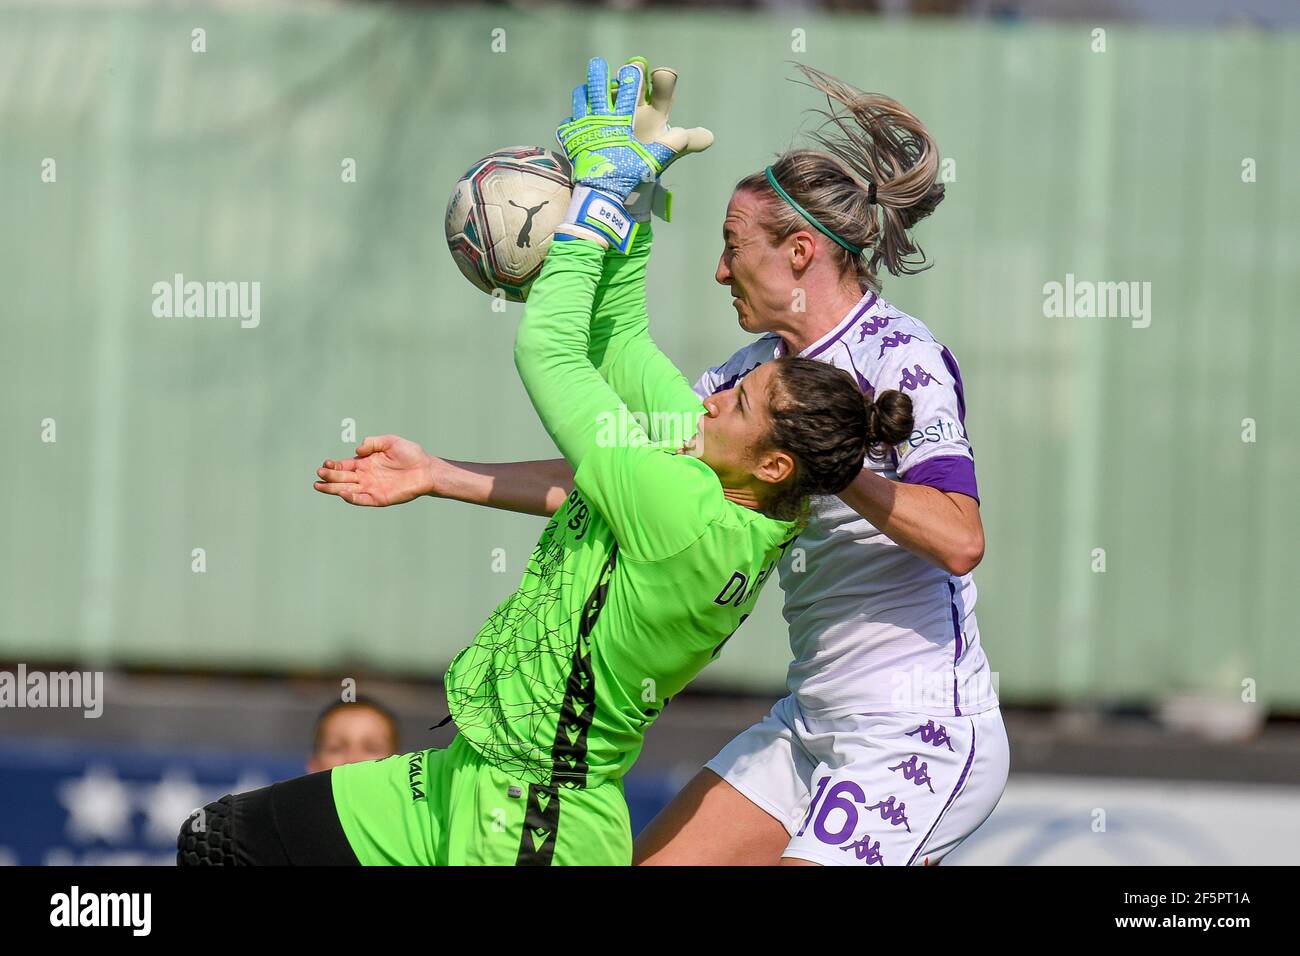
[[555, 57, 713, 252]]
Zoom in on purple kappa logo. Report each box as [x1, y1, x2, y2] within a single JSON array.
[[856, 314, 892, 341], [898, 364, 942, 392], [888, 755, 936, 793], [842, 834, 885, 865], [865, 795, 911, 831], [905, 720, 956, 752], [877, 331, 914, 359]]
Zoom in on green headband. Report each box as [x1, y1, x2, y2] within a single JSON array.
[[764, 165, 864, 256]]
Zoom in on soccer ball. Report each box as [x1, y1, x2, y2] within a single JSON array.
[[444, 146, 573, 302]]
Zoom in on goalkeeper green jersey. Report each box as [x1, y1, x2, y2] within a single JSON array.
[[444, 224, 799, 792]]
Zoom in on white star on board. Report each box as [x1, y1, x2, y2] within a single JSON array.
[[57, 764, 133, 844], [139, 767, 207, 845]]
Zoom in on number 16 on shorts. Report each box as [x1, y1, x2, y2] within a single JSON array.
[[780, 712, 1005, 866], [792, 765, 900, 865]]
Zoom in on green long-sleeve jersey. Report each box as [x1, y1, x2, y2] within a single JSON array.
[[445, 225, 799, 789]]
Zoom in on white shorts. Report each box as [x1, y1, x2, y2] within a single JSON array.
[[704, 695, 1009, 866]]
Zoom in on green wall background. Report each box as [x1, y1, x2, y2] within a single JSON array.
[[2, 4, 1296, 707]]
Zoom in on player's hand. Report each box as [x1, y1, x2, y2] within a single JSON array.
[[557, 57, 712, 201], [556, 57, 656, 204], [552, 56, 712, 252], [314, 435, 434, 508]]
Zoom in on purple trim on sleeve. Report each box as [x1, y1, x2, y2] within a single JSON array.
[[902, 455, 979, 503], [938, 345, 966, 425]]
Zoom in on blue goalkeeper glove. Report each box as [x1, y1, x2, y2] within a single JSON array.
[[555, 57, 713, 252]]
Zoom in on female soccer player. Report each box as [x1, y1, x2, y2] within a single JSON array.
[[177, 58, 912, 867], [421, 64, 1009, 866]]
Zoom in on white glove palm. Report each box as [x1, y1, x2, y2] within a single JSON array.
[[631, 62, 715, 157], [626, 59, 714, 224]]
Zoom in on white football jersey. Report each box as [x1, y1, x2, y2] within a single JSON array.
[[693, 290, 997, 719]]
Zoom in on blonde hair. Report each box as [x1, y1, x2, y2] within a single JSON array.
[[736, 64, 945, 291]]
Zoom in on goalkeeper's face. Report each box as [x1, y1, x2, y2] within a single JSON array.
[[695, 361, 795, 493], [716, 189, 794, 336]]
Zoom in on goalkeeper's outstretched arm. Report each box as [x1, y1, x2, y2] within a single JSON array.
[[427, 457, 573, 517]]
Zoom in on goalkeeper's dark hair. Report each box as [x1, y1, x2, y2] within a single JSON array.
[[760, 357, 914, 522], [735, 64, 944, 292]]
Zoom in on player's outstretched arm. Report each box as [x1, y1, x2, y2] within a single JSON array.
[[428, 457, 573, 516], [314, 441, 574, 516]]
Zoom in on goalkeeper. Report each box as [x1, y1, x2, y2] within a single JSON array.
[[178, 57, 912, 866]]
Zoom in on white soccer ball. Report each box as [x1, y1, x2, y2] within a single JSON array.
[[444, 146, 573, 302]]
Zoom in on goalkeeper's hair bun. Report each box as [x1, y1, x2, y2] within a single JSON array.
[[864, 388, 914, 457], [758, 357, 914, 521]]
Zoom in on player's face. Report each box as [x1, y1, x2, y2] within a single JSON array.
[[716, 190, 790, 335], [694, 362, 789, 489], [308, 708, 397, 773]]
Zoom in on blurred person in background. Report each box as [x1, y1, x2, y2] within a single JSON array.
[[307, 696, 400, 773]]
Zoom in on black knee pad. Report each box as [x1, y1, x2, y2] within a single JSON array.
[[177, 794, 239, 866], [176, 772, 359, 866]]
